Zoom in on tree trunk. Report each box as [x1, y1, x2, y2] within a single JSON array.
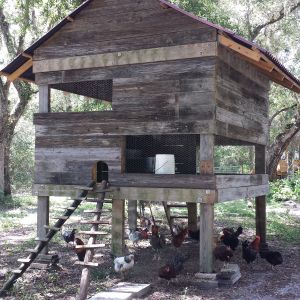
[[267, 124, 300, 180], [0, 136, 12, 198]]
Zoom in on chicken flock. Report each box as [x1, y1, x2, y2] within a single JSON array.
[[61, 214, 283, 284]]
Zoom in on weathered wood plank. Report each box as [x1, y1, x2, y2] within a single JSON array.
[[39, 85, 50, 113], [217, 184, 269, 202], [33, 42, 217, 73], [111, 197, 125, 256], [216, 174, 269, 189], [35, 57, 216, 85], [109, 174, 216, 189]]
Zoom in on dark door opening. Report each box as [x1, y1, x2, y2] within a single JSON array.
[[92, 161, 109, 183]]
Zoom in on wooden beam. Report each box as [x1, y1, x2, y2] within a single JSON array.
[[218, 35, 261, 62], [22, 52, 33, 59], [66, 16, 74, 22], [128, 200, 137, 230], [111, 197, 125, 256], [33, 42, 217, 73], [7, 58, 32, 82], [37, 196, 49, 254], [39, 85, 50, 113]]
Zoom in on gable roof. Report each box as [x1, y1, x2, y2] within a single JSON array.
[[1, 0, 299, 93]]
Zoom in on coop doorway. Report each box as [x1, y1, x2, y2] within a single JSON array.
[[92, 161, 109, 183]]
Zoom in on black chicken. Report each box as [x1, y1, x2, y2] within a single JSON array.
[[221, 226, 243, 251], [188, 229, 200, 241], [260, 250, 283, 269], [62, 228, 76, 245], [159, 253, 189, 282], [242, 240, 257, 264]]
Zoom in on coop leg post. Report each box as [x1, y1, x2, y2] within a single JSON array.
[[37, 196, 49, 254], [255, 145, 267, 249], [199, 134, 214, 273], [199, 203, 214, 273], [112, 198, 125, 256], [187, 202, 197, 231], [128, 200, 137, 230]]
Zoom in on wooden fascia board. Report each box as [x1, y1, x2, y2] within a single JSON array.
[[7, 58, 33, 82], [32, 42, 217, 73], [218, 34, 300, 93]]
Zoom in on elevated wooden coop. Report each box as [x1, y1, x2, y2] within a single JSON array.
[[2, 0, 300, 277]]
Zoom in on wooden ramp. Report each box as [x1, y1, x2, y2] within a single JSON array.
[[0, 181, 96, 297]]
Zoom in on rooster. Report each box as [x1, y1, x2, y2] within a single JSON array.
[[113, 254, 135, 279], [138, 227, 149, 239], [172, 228, 188, 248], [159, 253, 189, 284], [220, 226, 243, 251], [74, 237, 86, 261], [260, 250, 283, 269], [150, 225, 166, 260], [242, 236, 260, 264], [62, 228, 76, 245]]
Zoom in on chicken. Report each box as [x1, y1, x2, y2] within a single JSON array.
[[151, 224, 160, 236], [188, 229, 200, 241], [159, 253, 189, 283], [138, 227, 149, 239], [113, 254, 135, 279], [140, 216, 152, 229], [213, 245, 233, 268], [220, 226, 243, 251], [74, 237, 86, 261], [242, 236, 260, 264], [129, 229, 142, 246], [150, 226, 166, 260], [62, 228, 76, 245], [172, 228, 188, 248], [260, 250, 283, 269]]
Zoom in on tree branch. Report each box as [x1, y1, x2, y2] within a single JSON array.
[[269, 104, 297, 126], [250, 1, 300, 41]]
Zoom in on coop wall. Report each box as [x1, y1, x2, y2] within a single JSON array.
[[216, 46, 270, 145]]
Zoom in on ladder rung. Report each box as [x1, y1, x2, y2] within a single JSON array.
[[73, 185, 94, 191], [94, 189, 113, 193], [72, 198, 85, 202], [26, 249, 39, 254], [52, 216, 69, 220], [75, 244, 106, 249], [78, 231, 108, 236], [94, 254, 104, 259], [167, 204, 187, 208], [35, 238, 49, 242], [80, 221, 110, 225], [12, 269, 23, 274], [17, 258, 31, 263], [44, 225, 60, 231], [85, 199, 112, 203], [83, 210, 110, 214], [75, 261, 99, 267], [170, 215, 188, 219], [66, 207, 76, 211]]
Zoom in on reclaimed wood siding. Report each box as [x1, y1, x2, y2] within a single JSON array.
[[216, 46, 270, 145], [34, 0, 216, 60]]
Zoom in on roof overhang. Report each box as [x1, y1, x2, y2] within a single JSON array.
[[0, 0, 299, 93]]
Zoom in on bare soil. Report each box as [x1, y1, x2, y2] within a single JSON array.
[[0, 214, 299, 299]]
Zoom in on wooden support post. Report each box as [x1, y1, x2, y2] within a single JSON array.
[[199, 134, 214, 273], [128, 200, 137, 230], [187, 203, 198, 231], [0, 143, 4, 193], [37, 196, 49, 254], [255, 145, 267, 248], [37, 85, 50, 254], [111, 197, 125, 256]]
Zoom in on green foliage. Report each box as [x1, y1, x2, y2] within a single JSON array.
[[268, 174, 300, 202]]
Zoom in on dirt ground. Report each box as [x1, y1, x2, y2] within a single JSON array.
[[0, 220, 299, 300]]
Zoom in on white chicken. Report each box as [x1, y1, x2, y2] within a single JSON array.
[[113, 254, 135, 279]]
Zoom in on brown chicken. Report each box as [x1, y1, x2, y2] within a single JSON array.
[[242, 236, 260, 264], [74, 237, 86, 261], [172, 228, 188, 248], [213, 245, 233, 267]]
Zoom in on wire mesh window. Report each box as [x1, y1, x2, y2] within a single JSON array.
[[126, 135, 197, 174]]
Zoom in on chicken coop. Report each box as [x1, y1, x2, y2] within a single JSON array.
[[1, 0, 300, 276]]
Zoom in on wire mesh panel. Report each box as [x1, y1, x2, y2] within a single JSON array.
[[126, 135, 197, 174]]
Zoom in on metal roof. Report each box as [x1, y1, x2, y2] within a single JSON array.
[[1, 0, 299, 89]]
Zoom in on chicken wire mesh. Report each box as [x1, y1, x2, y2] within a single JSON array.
[[51, 79, 113, 101], [126, 135, 197, 174]]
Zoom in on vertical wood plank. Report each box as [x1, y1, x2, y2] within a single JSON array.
[[111, 197, 125, 256], [255, 145, 267, 247], [187, 203, 198, 231], [199, 134, 214, 273], [37, 196, 49, 254], [128, 200, 137, 230], [37, 85, 50, 253], [0, 143, 4, 192], [39, 85, 50, 113]]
